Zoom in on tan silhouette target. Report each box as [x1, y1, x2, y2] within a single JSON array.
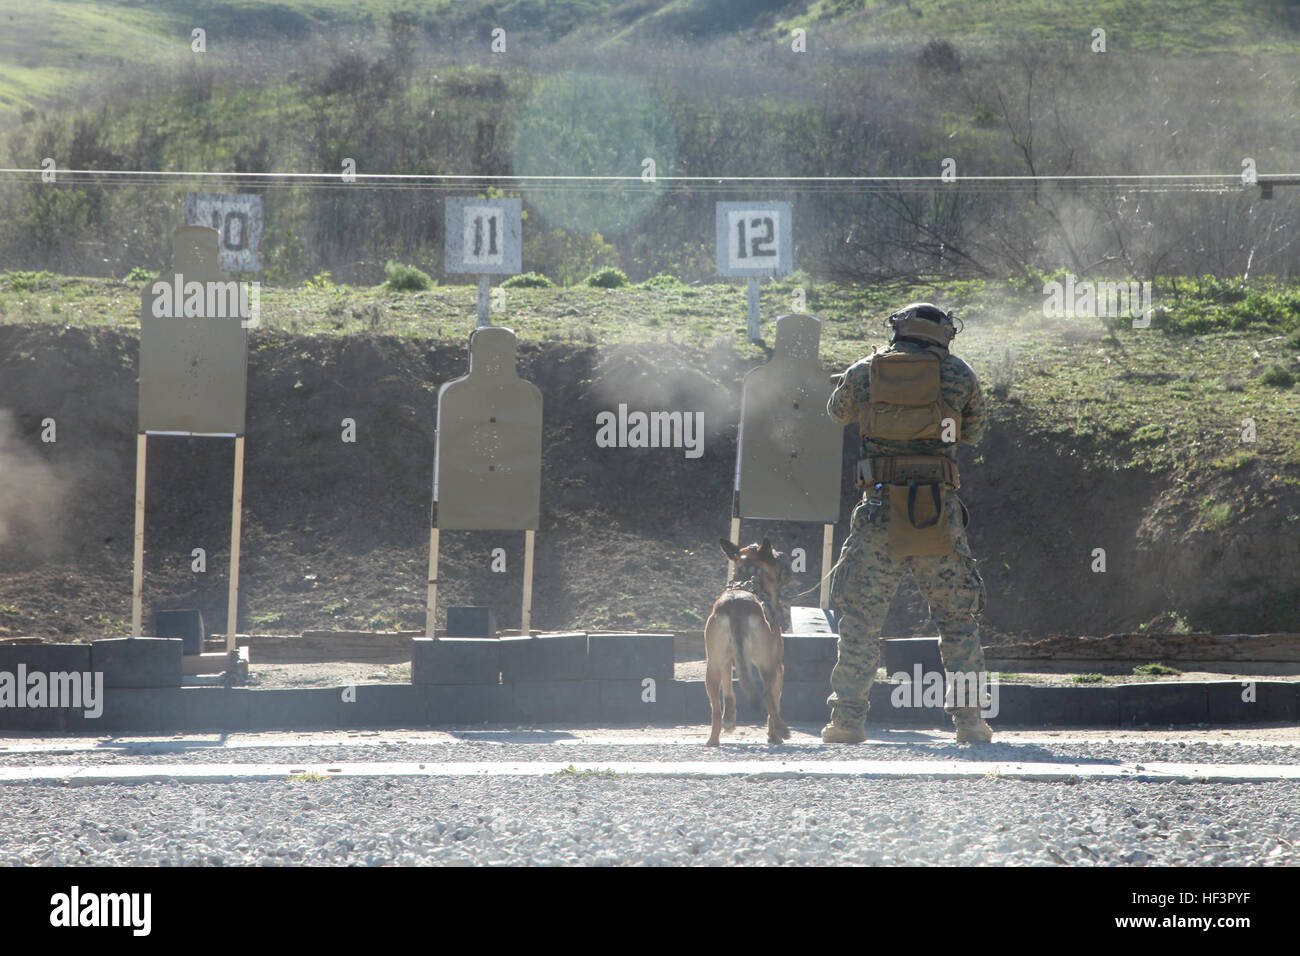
[[736, 313, 841, 521], [138, 225, 249, 436], [433, 327, 542, 530], [427, 327, 543, 635], [732, 313, 842, 607], [133, 226, 250, 652]]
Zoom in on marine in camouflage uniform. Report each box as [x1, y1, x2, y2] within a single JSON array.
[[825, 303, 991, 742]]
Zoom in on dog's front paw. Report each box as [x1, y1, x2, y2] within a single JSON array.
[[705, 737, 720, 747]]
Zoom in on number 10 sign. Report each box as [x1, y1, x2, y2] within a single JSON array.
[[716, 202, 792, 277]]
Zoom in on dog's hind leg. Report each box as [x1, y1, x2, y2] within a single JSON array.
[[704, 615, 725, 747], [761, 661, 791, 744], [721, 659, 738, 733]]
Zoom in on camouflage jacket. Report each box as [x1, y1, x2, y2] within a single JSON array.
[[828, 339, 987, 463]]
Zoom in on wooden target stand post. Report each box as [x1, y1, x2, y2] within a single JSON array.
[[730, 313, 843, 611], [427, 327, 543, 637], [132, 225, 252, 675]]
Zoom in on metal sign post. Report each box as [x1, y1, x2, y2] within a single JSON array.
[[445, 197, 523, 330], [716, 201, 793, 343], [731, 312, 842, 608], [427, 327, 543, 636]]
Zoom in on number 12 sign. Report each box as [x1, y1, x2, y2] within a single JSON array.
[[716, 202, 792, 277]]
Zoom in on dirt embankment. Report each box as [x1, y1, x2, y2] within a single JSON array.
[[0, 324, 1294, 642]]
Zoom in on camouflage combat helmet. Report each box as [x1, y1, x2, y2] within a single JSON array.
[[885, 302, 960, 349]]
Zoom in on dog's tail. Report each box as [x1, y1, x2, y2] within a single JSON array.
[[730, 609, 762, 711]]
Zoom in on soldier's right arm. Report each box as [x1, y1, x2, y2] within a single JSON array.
[[828, 359, 869, 424]]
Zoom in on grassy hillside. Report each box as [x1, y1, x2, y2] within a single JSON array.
[[3, 0, 1299, 122]]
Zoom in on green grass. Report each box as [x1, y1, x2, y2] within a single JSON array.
[[552, 765, 621, 778], [383, 261, 433, 292], [288, 770, 330, 782], [1199, 497, 1234, 531], [1071, 673, 1105, 684], [1133, 662, 1184, 677]]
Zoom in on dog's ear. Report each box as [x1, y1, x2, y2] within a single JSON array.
[[719, 538, 741, 560], [759, 538, 774, 560]]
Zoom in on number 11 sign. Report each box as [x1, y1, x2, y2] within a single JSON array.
[[445, 197, 523, 327], [716, 201, 792, 341]]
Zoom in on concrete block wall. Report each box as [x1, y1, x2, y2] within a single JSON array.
[[1, 636, 1297, 733]]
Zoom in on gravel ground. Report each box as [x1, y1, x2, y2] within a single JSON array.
[[1, 775, 1295, 866], [1, 729, 1297, 767]]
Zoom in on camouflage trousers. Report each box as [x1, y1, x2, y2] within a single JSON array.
[[827, 485, 988, 726]]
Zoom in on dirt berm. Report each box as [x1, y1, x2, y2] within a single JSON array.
[[0, 325, 1295, 643]]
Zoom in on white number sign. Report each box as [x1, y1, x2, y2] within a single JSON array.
[[716, 201, 793, 277], [183, 193, 264, 273]]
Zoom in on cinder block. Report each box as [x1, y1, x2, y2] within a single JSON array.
[[157, 687, 250, 733], [97, 688, 165, 732], [672, 678, 762, 728], [0, 646, 98, 732], [92, 637, 183, 689], [882, 637, 943, 677], [1030, 685, 1121, 727], [511, 680, 598, 724], [870, 679, 946, 726], [1120, 682, 1208, 726], [986, 681, 1031, 724], [500, 633, 588, 682], [587, 633, 674, 680], [339, 684, 428, 729], [411, 637, 501, 685], [0, 642, 92, 674], [777, 680, 831, 723], [0, 699, 68, 732], [446, 606, 497, 638], [246, 688, 340, 730], [782, 635, 838, 682], [153, 609, 205, 656], [1206, 680, 1300, 723], [595, 679, 673, 724], [427, 684, 511, 725], [789, 606, 837, 634]]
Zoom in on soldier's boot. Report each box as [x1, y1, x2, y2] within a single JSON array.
[[821, 709, 867, 744], [951, 707, 993, 744]]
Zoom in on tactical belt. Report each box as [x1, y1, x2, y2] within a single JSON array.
[[857, 454, 960, 491]]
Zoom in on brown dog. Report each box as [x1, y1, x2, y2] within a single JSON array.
[[704, 538, 793, 746]]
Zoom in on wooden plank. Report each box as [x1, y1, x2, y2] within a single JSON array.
[[226, 435, 245, 652], [132, 433, 147, 637], [183, 652, 233, 675], [521, 529, 535, 635], [985, 658, 1300, 676], [989, 633, 1300, 662]]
